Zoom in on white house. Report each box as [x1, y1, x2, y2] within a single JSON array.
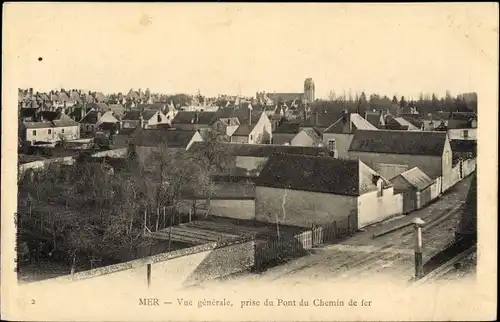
[[254, 153, 403, 229]]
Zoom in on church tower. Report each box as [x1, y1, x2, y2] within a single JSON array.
[[304, 78, 315, 104]]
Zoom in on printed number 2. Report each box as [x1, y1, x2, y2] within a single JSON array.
[[31, 299, 36, 304]]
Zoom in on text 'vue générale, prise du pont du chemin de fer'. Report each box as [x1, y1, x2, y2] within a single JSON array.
[[138, 297, 373, 308]]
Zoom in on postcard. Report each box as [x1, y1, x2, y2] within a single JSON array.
[[1, 3, 498, 321]]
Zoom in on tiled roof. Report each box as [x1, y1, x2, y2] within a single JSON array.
[[189, 142, 333, 158], [324, 113, 378, 134], [349, 130, 448, 156], [23, 122, 54, 129], [131, 128, 197, 148], [52, 114, 79, 127], [232, 124, 257, 136], [80, 110, 100, 124], [255, 154, 364, 196], [301, 112, 343, 129], [393, 167, 434, 191], [122, 109, 158, 121], [273, 122, 301, 134], [171, 111, 217, 125]]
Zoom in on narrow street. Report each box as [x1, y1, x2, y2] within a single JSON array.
[[203, 176, 474, 288]]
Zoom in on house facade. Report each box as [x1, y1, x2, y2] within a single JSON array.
[[21, 117, 80, 145], [121, 109, 168, 130], [254, 154, 402, 229], [348, 130, 453, 192], [230, 113, 272, 144], [290, 128, 323, 147], [322, 112, 378, 158], [80, 110, 119, 134]]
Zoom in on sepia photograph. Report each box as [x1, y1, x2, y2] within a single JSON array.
[[1, 2, 498, 321]]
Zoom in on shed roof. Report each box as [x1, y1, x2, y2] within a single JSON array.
[[255, 154, 370, 196], [349, 130, 448, 156], [392, 167, 434, 191]]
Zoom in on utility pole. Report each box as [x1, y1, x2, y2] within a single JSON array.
[[413, 217, 426, 280]]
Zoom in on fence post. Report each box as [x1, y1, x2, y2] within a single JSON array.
[[412, 217, 426, 280]]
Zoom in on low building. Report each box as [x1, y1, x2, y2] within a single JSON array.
[[390, 167, 434, 214], [129, 128, 204, 166], [20, 114, 80, 145], [322, 112, 378, 158], [254, 153, 402, 229], [348, 130, 453, 191]]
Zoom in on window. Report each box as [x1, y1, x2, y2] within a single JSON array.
[[328, 139, 336, 151], [157, 114, 161, 123], [32, 130, 36, 136], [463, 129, 469, 138], [61, 129, 65, 134], [48, 129, 52, 135], [250, 135, 253, 141]]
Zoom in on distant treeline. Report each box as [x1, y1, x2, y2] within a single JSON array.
[[312, 92, 477, 117]]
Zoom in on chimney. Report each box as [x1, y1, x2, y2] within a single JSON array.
[[29, 88, 33, 97], [248, 109, 252, 125], [139, 114, 144, 128], [81, 102, 86, 120], [315, 112, 319, 126]]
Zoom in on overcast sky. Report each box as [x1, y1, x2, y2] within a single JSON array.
[[4, 3, 498, 98]]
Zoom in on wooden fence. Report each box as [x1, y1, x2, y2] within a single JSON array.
[[254, 220, 353, 270]]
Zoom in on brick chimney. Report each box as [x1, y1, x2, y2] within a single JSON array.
[[248, 109, 252, 125]]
